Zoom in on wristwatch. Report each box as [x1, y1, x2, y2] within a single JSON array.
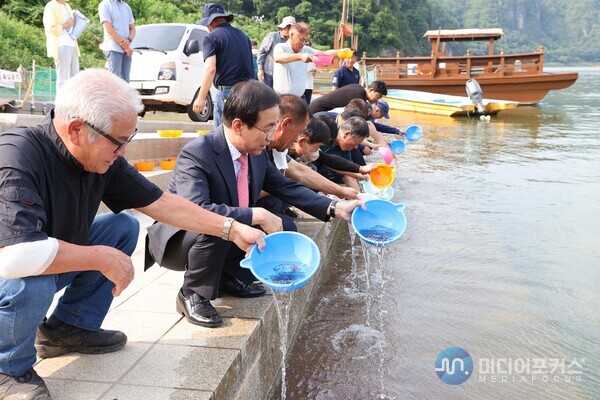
[[328, 201, 338, 219], [221, 217, 234, 240]]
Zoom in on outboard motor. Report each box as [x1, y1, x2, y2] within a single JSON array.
[[466, 79, 485, 114]]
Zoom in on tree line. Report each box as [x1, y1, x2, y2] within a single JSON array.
[[0, 0, 597, 71]]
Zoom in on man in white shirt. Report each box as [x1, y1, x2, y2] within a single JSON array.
[[43, 0, 80, 91], [273, 22, 340, 98]]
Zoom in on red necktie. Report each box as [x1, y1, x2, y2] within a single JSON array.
[[237, 153, 249, 207]]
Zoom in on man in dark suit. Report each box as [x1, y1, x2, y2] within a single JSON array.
[[146, 80, 361, 328], [256, 94, 360, 229]]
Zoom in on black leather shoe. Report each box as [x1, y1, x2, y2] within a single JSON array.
[[220, 278, 266, 298], [283, 207, 299, 218], [35, 321, 127, 359], [0, 368, 51, 400], [176, 291, 222, 328]]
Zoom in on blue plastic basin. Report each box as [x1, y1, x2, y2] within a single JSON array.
[[351, 200, 407, 246], [390, 139, 406, 155], [405, 125, 423, 142], [240, 231, 321, 291]]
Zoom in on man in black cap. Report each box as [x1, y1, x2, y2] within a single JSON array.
[[192, 2, 255, 129], [370, 99, 402, 135]]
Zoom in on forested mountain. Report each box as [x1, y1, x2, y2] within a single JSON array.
[[435, 0, 600, 63], [0, 0, 597, 71]]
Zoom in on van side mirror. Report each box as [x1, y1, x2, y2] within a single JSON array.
[[184, 39, 200, 56]]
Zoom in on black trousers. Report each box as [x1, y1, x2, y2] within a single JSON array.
[[159, 230, 252, 300], [158, 211, 296, 300]]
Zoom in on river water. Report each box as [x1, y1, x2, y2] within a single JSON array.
[[282, 67, 600, 399]]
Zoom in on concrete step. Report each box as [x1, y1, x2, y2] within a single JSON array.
[[125, 132, 200, 164], [0, 112, 213, 164], [0, 112, 212, 139]]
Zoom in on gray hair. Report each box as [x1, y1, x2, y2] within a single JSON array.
[[54, 69, 143, 142], [340, 116, 370, 138]]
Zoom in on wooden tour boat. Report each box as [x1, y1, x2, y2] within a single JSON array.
[[360, 29, 578, 105]]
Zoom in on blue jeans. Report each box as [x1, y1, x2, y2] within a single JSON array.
[[213, 86, 232, 130], [0, 212, 139, 377], [104, 51, 132, 82]]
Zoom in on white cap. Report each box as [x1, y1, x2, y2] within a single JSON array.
[[278, 16, 296, 29]]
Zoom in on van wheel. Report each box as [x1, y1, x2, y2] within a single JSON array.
[[187, 90, 212, 122]]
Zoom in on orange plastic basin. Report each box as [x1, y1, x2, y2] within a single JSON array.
[[369, 164, 394, 188], [159, 160, 176, 170], [135, 161, 155, 171]]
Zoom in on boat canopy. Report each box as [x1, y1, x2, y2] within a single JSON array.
[[423, 28, 504, 42]]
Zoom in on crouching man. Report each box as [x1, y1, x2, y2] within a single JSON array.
[[0, 69, 265, 399]]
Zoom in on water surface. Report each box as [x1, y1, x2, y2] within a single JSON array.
[[283, 67, 600, 399]]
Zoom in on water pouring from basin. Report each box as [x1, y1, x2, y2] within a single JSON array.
[[361, 178, 394, 201], [240, 231, 321, 400], [240, 231, 320, 291], [351, 200, 407, 247]]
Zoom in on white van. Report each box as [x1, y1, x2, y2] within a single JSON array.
[[129, 23, 217, 122]]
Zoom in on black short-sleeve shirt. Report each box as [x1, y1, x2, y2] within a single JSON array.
[[0, 112, 163, 247], [202, 22, 255, 87], [308, 84, 367, 114], [332, 65, 360, 89]]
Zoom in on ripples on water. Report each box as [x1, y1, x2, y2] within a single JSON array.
[[282, 68, 600, 399]]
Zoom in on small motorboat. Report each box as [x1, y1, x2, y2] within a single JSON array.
[[385, 87, 518, 117]]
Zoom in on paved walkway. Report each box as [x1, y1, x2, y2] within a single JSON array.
[[35, 210, 339, 400]]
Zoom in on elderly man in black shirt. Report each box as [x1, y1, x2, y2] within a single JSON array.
[[0, 69, 264, 400]]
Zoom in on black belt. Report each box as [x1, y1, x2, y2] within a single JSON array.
[[217, 85, 234, 91]]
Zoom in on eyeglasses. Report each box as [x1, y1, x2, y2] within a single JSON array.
[[79, 118, 138, 153], [292, 33, 310, 45], [253, 123, 278, 137]]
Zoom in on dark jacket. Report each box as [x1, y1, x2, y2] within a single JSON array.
[[146, 126, 331, 267]]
